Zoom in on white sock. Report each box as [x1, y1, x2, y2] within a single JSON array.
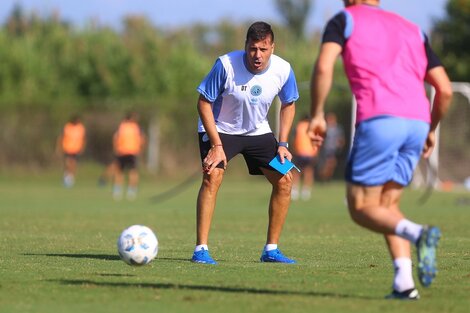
[[393, 257, 415, 292], [291, 188, 299, 200], [395, 219, 423, 244], [301, 188, 311, 200], [195, 244, 208, 252], [264, 244, 278, 251]]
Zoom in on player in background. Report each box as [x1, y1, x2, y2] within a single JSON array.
[[308, 0, 452, 299], [112, 112, 146, 200], [97, 159, 118, 187], [193, 21, 299, 265], [291, 115, 319, 201], [57, 114, 86, 187], [317, 112, 345, 182]]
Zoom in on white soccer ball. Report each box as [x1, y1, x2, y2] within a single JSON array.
[[117, 225, 158, 266]]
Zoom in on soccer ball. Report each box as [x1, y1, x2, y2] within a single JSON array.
[[117, 225, 158, 266]]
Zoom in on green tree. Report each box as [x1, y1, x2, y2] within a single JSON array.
[[274, 0, 312, 40], [432, 0, 470, 81]]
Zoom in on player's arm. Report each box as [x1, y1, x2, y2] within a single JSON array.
[[197, 59, 229, 174], [422, 66, 453, 158], [278, 101, 295, 162], [309, 42, 342, 145], [421, 34, 453, 158], [308, 11, 346, 146], [277, 67, 299, 163], [197, 94, 222, 147], [197, 94, 227, 173]]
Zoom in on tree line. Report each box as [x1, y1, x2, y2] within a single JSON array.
[[0, 1, 467, 171]]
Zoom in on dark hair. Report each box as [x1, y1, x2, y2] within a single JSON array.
[[69, 114, 81, 124], [125, 111, 138, 120], [245, 21, 274, 44]]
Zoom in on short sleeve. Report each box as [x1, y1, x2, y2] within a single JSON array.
[[423, 33, 443, 71], [278, 68, 299, 104], [322, 11, 348, 47], [197, 59, 227, 102]]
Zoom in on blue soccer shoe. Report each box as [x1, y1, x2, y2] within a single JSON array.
[[191, 248, 217, 265], [260, 249, 297, 264], [416, 225, 441, 287]]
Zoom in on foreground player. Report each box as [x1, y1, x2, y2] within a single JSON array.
[[192, 21, 299, 264], [308, 0, 452, 299]]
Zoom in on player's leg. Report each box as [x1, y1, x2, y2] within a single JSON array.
[[196, 168, 224, 245], [113, 157, 125, 200], [126, 156, 139, 200], [63, 155, 76, 187], [381, 182, 419, 299], [346, 183, 402, 233], [98, 160, 117, 186], [322, 155, 336, 181], [262, 168, 293, 244], [290, 164, 301, 200], [348, 117, 440, 293], [192, 168, 224, 264], [127, 169, 138, 200], [192, 133, 234, 264], [259, 168, 296, 263], [301, 160, 314, 200], [347, 183, 420, 299], [241, 133, 296, 263]]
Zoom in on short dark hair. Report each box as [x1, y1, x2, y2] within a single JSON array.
[[125, 111, 138, 120], [69, 114, 81, 124], [245, 21, 274, 44]]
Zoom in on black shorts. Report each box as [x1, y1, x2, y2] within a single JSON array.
[[198, 132, 278, 175], [293, 155, 316, 168], [116, 155, 137, 170], [64, 153, 79, 160]]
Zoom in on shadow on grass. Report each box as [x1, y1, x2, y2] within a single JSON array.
[[23, 253, 190, 262], [51, 279, 375, 300], [96, 273, 136, 277], [23, 253, 121, 261]]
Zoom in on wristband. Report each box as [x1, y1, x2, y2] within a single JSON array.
[[278, 142, 289, 149], [211, 144, 223, 148]]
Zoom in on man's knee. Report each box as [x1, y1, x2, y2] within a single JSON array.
[[201, 169, 224, 192], [275, 173, 293, 194]]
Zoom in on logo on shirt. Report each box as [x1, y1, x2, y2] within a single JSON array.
[[250, 85, 262, 97]]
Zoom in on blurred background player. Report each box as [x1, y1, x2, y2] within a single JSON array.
[[57, 114, 86, 187], [317, 112, 345, 182], [308, 0, 452, 300], [291, 115, 319, 201], [97, 159, 118, 187], [112, 112, 146, 200]]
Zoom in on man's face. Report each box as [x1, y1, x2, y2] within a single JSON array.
[[244, 36, 274, 73]]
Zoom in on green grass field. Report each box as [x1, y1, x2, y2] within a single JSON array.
[[1, 167, 469, 313]]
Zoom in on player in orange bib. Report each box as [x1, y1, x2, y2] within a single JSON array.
[[291, 116, 319, 200], [57, 115, 86, 187], [112, 112, 146, 200]]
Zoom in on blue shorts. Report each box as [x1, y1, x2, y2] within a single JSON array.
[[345, 116, 429, 186]]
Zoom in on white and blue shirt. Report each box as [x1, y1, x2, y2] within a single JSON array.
[[197, 50, 299, 135]]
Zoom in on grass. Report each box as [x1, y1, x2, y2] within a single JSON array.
[[0, 166, 469, 313]]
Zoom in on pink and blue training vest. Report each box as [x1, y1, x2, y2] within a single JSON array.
[[342, 5, 431, 124]]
